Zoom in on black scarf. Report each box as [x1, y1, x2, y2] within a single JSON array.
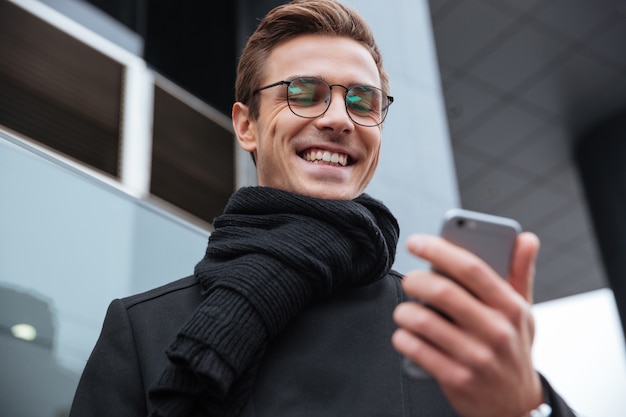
[[148, 186, 399, 416]]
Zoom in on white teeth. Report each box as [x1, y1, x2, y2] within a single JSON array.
[[303, 150, 348, 166]]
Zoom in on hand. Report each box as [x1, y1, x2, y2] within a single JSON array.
[[392, 232, 544, 417]]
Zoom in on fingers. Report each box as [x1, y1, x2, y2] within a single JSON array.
[[403, 233, 539, 336], [392, 327, 462, 381], [399, 269, 522, 348], [406, 232, 540, 305], [405, 234, 516, 312], [393, 301, 495, 378]]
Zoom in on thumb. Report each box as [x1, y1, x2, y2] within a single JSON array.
[[508, 232, 540, 303]]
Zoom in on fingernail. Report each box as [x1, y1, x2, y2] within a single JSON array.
[[407, 235, 425, 252]]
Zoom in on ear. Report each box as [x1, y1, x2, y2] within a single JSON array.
[[232, 102, 258, 154]]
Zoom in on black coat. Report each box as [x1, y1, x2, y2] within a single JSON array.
[[69, 273, 574, 417]]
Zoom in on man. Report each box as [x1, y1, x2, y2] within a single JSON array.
[[70, 1, 575, 416]]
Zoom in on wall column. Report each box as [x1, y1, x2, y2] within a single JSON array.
[[575, 111, 626, 341]]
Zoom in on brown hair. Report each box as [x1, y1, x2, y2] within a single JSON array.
[[235, 0, 389, 120]]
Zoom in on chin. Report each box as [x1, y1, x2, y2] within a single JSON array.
[[297, 186, 359, 201]]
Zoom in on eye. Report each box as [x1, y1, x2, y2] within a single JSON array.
[[288, 78, 327, 107], [347, 94, 369, 112], [288, 86, 314, 105], [347, 86, 380, 114]]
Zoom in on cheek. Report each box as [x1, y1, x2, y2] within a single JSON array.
[[258, 108, 300, 148], [359, 134, 382, 187], [370, 148, 381, 170], [365, 130, 382, 164], [365, 151, 380, 183]]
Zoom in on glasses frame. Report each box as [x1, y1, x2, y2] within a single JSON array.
[[252, 77, 394, 127]]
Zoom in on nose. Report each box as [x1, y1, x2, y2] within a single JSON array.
[[315, 87, 354, 132]]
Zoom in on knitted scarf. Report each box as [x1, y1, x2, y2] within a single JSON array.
[[148, 186, 399, 416]]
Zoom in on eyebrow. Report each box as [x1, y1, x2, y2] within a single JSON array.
[[286, 75, 380, 89]]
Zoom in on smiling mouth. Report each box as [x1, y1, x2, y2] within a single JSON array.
[[300, 148, 350, 167]]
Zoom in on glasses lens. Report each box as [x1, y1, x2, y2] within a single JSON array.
[[287, 78, 329, 118], [346, 86, 387, 126]]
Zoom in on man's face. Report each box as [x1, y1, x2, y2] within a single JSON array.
[[233, 34, 383, 200]]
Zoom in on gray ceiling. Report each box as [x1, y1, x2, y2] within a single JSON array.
[[427, 0, 626, 303]]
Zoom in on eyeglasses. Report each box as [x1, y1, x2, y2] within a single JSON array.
[[252, 76, 394, 127]]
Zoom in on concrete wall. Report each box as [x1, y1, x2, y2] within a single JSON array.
[[346, 0, 460, 274]]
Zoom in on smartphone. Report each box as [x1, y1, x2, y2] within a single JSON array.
[[438, 208, 521, 279], [403, 208, 521, 379]]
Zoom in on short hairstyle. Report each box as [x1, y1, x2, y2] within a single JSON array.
[[235, 0, 389, 120]]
